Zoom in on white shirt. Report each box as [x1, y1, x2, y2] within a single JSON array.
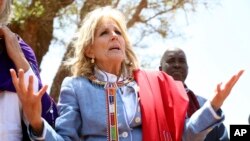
[[0, 68, 39, 141], [94, 68, 139, 123]]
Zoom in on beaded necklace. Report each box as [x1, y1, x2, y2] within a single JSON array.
[[88, 75, 134, 87], [88, 75, 134, 141]]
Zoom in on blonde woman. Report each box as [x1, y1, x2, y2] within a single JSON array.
[[11, 6, 244, 141]]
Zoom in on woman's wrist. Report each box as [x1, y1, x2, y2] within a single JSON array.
[[30, 118, 44, 136], [210, 98, 222, 112]]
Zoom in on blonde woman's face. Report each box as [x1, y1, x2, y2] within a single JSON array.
[[89, 17, 126, 66]]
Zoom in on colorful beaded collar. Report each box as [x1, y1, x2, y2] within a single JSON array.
[[88, 75, 134, 87], [88, 74, 134, 140]]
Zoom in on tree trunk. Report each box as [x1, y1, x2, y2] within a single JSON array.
[[10, 0, 74, 67]]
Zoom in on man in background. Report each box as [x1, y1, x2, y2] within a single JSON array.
[[159, 47, 229, 141]]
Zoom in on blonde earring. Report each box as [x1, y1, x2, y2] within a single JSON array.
[[91, 58, 95, 64]]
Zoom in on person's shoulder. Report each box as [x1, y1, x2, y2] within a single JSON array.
[[16, 35, 37, 61], [195, 94, 207, 101], [63, 76, 88, 83], [16, 35, 33, 51], [195, 94, 207, 106], [133, 69, 176, 86], [139, 69, 172, 79], [61, 76, 94, 93], [187, 87, 206, 100]]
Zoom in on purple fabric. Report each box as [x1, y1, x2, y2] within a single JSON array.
[[0, 38, 16, 92], [0, 36, 58, 127]]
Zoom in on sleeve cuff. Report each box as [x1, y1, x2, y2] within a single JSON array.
[[28, 119, 46, 140], [206, 101, 222, 120], [187, 101, 225, 133]]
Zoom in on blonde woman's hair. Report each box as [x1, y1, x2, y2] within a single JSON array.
[[0, 0, 12, 25], [65, 6, 139, 77]]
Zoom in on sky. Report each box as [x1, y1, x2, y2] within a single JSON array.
[[40, 0, 250, 132], [185, 0, 250, 130]]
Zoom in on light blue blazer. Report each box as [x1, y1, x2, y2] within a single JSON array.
[[29, 76, 225, 141]]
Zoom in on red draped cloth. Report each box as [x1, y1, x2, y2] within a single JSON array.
[[133, 69, 188, 141]]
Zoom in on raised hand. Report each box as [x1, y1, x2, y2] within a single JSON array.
[[211, 69, 244, 111], [10, 69, 47, 133]]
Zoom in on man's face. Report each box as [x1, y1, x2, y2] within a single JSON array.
[[161, 49, 188, 82]]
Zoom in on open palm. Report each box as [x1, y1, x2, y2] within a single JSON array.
[[211, 69, 244, 111], [10, 69, 47, 129]]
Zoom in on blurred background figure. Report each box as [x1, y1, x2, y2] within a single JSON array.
[[160, 47, 229, 141], [0, 0, 58, 140]]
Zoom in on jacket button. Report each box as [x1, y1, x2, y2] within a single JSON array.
[[135, 117, 141, 123], [122, 132, 128, 138]]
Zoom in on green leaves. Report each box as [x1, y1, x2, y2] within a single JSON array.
[[12, 0, 45, 23]]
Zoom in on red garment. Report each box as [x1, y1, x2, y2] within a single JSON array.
[[133, 69, 188, 141]]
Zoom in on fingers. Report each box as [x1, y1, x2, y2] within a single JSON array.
[[212, 69, 244, 111], [10, 69, 27, 99], [216, 82, 222, 92], [222, 69, 244, 95], [27, 73, 48, 99], [17, 69, 26, 94], [225, 69, 244, 91], [10, 69, 20, 92], [37, 85, 48, 99], [236, 69, 244, 80], [27, 75, 34, 96], [10, 68, 48, 98], [10, 69, 35, 97]]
